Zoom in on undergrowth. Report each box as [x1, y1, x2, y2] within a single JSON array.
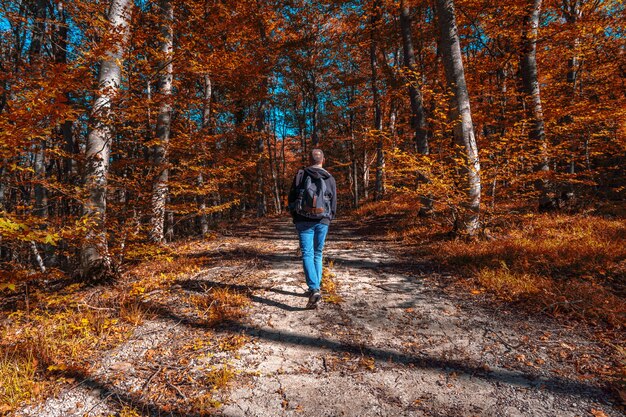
[[0, 237, 253, 415], [190, 287, 251, 325], [356, 197, 626, 328], [355, 197, 626, 397]]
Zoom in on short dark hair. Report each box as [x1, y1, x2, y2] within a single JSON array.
[[310, 148, 324, 165]]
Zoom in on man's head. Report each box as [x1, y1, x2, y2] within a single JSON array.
[[310, 148, 324, 167]]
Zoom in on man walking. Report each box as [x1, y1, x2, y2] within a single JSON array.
[[288, 149, 337, 309]]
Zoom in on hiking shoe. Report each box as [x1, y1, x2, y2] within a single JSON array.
[[305, 289, 321, 309]]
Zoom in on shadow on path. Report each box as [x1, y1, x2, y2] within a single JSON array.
[[43, 366, 227, 417], [184, 246, 429, 276], [177, 279, 309, 312], [140, 299, 610, 403]]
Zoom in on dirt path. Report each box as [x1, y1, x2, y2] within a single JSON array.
[[20, 218, 618, 417]]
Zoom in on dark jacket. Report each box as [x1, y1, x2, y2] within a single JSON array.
[[288, 166, 337, 225]]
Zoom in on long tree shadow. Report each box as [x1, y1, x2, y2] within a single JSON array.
[[185, 245, 431, 276], [42, 365, 231, 417], [177, 278, 309, 312], [140, 299, 611, 404]]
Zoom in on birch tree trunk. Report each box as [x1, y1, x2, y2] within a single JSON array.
[[29, 0, 48, 271], [33, 141, 47, 219], [370, 0, 385, 201], [81, 0, 132, 274], [435, 0, 481, 235], [149, 0, 174, 242], [520, 0, 552, 209], [400, 0, 429, 155], [28, 0, 47, 220], [563, 1, 582, 95]]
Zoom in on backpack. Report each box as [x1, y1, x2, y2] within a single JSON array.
[[291, 169, 332, 220]]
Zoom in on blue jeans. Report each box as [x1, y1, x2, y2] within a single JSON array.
[[295, 222, 329, 291]]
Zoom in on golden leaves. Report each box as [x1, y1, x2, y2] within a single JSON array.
[[0, 215, 61, 246]]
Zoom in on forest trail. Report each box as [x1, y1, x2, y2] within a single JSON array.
[[21, 218, 617, 417]]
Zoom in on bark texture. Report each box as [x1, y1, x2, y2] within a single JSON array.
[[520, 0, 553, 209], [400, 0, 429, 155], [370, 0, 385, 201], [435, 0, 481, 235], [197, 74, 212, 236], [150, 0, 174, 242], [80, 0, 132, 273]]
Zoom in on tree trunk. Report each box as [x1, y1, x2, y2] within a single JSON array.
[[497, 65, 508, 136], [435, 0, 481, 235], [27, 0, 46, 59], [54, 1, 77, 198], [563, 1, 582, 93], [349, 106, 359, 208], [28, 0, 47, 219], [370, 0, 384, 200], [312, 92, 319, 147], [281, 124, 287, 204], [267, 125, 282, 214], [149, 0, 174, 243], [30, 241, 46, 273], [400, 0, 429, 155], [520, 0, 552, 209], [256, 20, 269, 218], [351, 133, 359, 208], [363, 149, 370, 200], [197, 74, 211, 236], [562, 0, 583, 198], [80, 0, 132, 275], [33, 141, 47, 219], [27, 0, 49, 268], [389, 96, 398, 147], [256, 104, 267, 217]]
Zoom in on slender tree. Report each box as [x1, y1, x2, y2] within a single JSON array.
[[400, 0, 429, 155], [520, 0, 552, 209], [435, 0, 481, 235], [370, 0, 385, 200], [149, 0, 174, 242], [197, 74, 212, 236], [81, 0, 132, 275]]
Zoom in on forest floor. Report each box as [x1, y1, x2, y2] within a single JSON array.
[[13, 217, 623, 417]]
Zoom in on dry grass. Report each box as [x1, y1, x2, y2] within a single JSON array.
[[192, 393, 223, 413], [357, 199, 625, 328], [203, 364, 236, 391], [218, 334, 249, 352], [430, 214, 626, 326], [439, 214, 625, 280], [190, 287, 251, 324], [476, 265, 546, 300], [321, 260, 343, 304], [0, 288, 131, 413], [0, 238, 242, 413], [118, 405, 142, 417], [0, 348, 39, 414]]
